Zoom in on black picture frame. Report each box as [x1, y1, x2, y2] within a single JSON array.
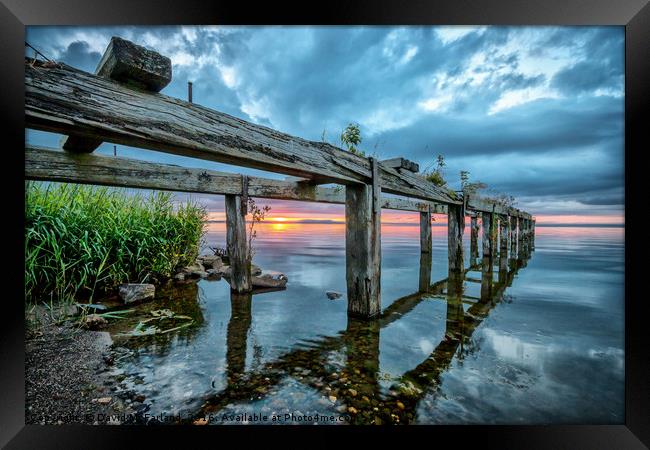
[[1, 0, 647, 447]]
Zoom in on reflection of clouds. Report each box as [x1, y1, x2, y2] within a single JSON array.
[[418, 338, 435, 355]]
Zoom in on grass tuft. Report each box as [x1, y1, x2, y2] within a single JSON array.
[[25, 182, 206, 304]]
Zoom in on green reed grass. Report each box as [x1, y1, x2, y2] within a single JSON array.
[[25, 182, 207, 304]]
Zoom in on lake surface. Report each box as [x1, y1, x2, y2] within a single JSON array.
[[107, 223, 625, 425]]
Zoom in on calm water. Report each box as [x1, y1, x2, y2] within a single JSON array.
[[106, 223, 625, 425]]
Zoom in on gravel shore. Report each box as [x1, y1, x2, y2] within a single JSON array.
[[25, 309, 146, 425]]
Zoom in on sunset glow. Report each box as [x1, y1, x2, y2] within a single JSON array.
[[205, 207, 623, 226]]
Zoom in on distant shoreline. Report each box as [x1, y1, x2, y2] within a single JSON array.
[[206, 220, 624, 228]]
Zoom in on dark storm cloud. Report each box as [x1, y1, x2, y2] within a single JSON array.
[[57, 41, 102, 72], [374, 96, 623, 160], [551, 61, 620, 95]]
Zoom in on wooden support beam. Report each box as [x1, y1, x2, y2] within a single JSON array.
[[380, 157, 419, 173], [61, 37, 172, 153], [470, 215, 479, 260], [509, 215, 518, 255], [225, 194, 251, 293], [447, 203, 465, 273], [380, 196, 447, 213], [482, 212, 494, 259], [345, 158, 381, 318], [465, 193, 531, 219], [25, 59, 460, 205], [499, 215, 509, 257], [531, 219, 536, 248], [420, 211, 432, 254], [25, 147, 452, 214]]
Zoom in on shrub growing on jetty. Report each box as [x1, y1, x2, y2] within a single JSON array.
[[25, 182, 206, 304]]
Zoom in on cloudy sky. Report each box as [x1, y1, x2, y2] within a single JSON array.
[[25, 26, 624, 225]]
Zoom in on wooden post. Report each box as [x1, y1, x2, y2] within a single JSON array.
[[447, 203, 465, 273], [188, 81, 193, 103], [470, 215, 479, 260], [345, 158, 381, 318], [482, 212, 493, 259], [225, 194, 252, 292], [419, 251, 432, 293], [531, 219, 536, 249], [420, 210, 432, 254], [499, 215, 509, 258], [510, 216, 517, 256]]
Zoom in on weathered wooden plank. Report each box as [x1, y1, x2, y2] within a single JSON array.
[[447, 203, 464, 273], [465, 193, 531, 219], [225, 194, 251, 293], [62, 38, 172, 153], [380, 157, 419, 173], [420, 211, 432, 254], [25, 147, 454, 215], [25, 59, 460, 205], [345, 161, 381, 318], [380, 196, 447, 213]]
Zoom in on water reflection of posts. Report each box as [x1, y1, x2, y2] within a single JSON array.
[[445, 273, 465, 342], [419, 210, 433, 292], [480, 257, 493, 302], [447, 204, 465, 274], [226, 292, 252, 381], [419, 251, 432, 293], [343, 318, 381, 423], [498, 216, 508, 276]]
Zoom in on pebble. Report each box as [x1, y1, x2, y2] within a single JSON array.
[[348, 388, 358, 397], [396, 401, 405, 410], [328, 395, 337, 403], [96, 397, 112, 405], [348, 407, 358, 414]]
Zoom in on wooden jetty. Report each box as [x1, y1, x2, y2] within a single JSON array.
[[24, 36, 535, 319]]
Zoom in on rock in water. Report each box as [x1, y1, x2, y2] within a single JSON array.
[[174, 272, 186, 281], [198, 255, 223, 270], [252, 271, 288, 288], [118, 283, 155, 304], [84, 314, 108, 330], [326, 291, 342, 300], [251, 264, 262, 276]]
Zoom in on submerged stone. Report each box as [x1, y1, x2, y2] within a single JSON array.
[[118, 283, 155, 304], [252, 271, 288, 288]]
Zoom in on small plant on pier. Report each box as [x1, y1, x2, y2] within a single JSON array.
[[423, 154, 447, 187], [340, 122, 366, 157], [246, 197, 271, 265], [459, 170, 488, 194]]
